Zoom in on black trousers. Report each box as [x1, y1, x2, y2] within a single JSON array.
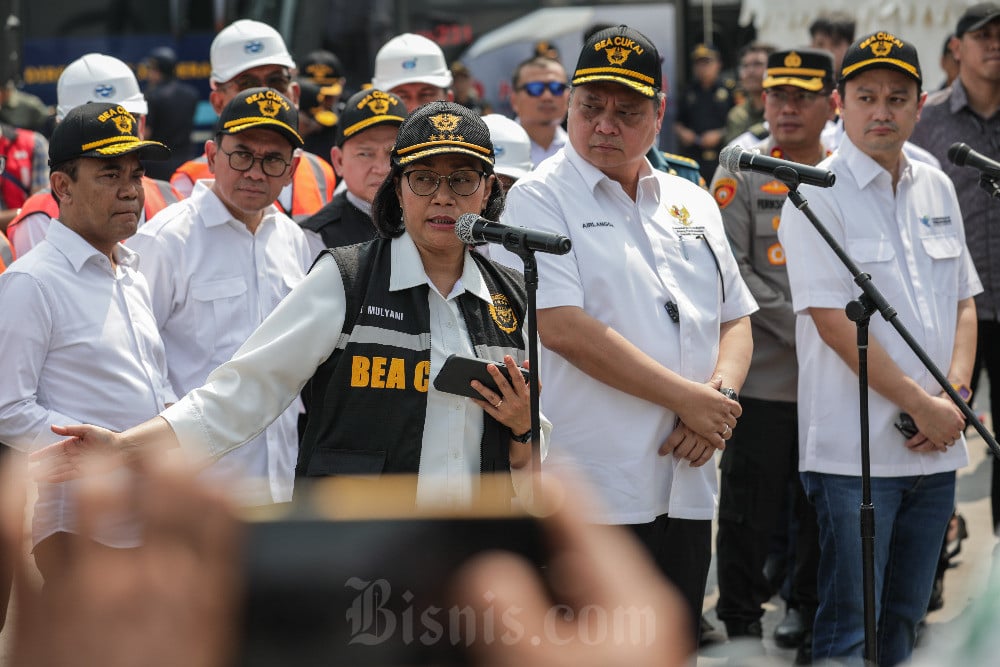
[[715, 397, 819, 627], [627, 514, 711, 645], [970, 320, 1000, 533]]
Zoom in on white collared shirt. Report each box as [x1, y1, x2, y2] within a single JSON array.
[[162, 233, 548, 507], [779, 137, 981, 476], [518, 120, 568, 168], [492, 142, 758, 524], [128, 181, 313, 505], [0, 220, 175, 546]]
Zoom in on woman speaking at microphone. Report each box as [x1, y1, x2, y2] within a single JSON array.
[[36, 102, 547, 507]]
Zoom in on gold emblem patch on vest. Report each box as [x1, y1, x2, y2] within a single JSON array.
[[489, 293, 518, 333]]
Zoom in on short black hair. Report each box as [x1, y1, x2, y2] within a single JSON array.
[[809, 12, 856, 44], [371, 163, 505, 239], [511, 56, 565, 89]]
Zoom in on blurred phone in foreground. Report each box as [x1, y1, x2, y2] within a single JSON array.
[[237, 474, 545, 666]]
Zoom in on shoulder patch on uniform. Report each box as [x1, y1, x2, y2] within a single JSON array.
[[713, 177, 738, 209], [662, 152, 699, 169], [759, 180, 789, 195]]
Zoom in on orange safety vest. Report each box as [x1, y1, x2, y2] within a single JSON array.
[[0, 125, 39, 211], [6, 177, 179, 260], [170, 150, 336, 220], [0, 230, 11, 272]]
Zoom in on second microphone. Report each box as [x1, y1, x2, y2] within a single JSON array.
[[455, 213, 572, 255], [719, 145, 836, 188]]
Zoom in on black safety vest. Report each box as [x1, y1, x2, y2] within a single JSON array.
[[298, 238, 528, 490]]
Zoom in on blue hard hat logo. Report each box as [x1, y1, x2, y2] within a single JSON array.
[[94, 84, 115, 98], [495, 145, 506, 157], [244, 40, 264, 54], [402, 58, 417, 70]]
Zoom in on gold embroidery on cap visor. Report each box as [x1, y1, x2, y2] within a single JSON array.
[[395, 140, 494, 166], [81, 135, 164, 155], [572, 68, 657, 98], [342, 113, 406, 140], [840, 57, 919, 81], [763, 67, 829, 91], [221, 116, 304, 145]]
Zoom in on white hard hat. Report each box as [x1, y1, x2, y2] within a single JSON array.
[[210, 19, 296, 84], [483, 114, 533, 181], [57, 53, 147, 121], [371, 33, 452, 92]]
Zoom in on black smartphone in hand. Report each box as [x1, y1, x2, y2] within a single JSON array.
[[433, 354, 530, 399]]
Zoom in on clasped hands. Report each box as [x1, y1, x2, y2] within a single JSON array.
[[658, 378, 740, 467]]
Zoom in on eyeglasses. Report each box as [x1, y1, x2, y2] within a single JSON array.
[[219, 147, 292, 177], [766, 89, 823, 106], [403, 169, 485, 196], [517, 81, 569, 97], [226, 71, 292, 94]]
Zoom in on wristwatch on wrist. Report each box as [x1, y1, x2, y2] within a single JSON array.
[[511, 428, 532, 443], [952, 383, 973, 403], [719, 387, 739, 403]]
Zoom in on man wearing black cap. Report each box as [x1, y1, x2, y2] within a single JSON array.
[[128, 88, 314, 508], [911, 3, 1000, 537], [491, 25, 756, 643], [778, 32, 980, 665], [711, 48, 834, 656], [300, 88, 405, 255], [0, 103, 176, 583]]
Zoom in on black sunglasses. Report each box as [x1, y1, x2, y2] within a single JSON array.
[[517, 81, 569, 97]]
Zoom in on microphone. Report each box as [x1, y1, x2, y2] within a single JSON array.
[[948, 142, 1000, 179], [718, 145, 836, 188], [455, 213, 572, 255]]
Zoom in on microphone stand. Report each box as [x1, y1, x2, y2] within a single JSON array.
[[506, 245, 543, 501], [978, 174, 1000, 199], [778, 166, 1000, 666]]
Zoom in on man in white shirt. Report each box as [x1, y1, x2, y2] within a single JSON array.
[[778, 32, 980, 665], [128, 88, 314, 506], [509, 56, 569, 167], [0, 102, 174, 584], [491, 25, 756, 643]]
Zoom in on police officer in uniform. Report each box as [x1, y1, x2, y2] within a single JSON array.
[[710, 48, 835, 660], [674, 43, 736, 182], [300, 88, 406, 255]]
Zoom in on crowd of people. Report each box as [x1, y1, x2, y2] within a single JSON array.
[[1, 6, 1000, 666]]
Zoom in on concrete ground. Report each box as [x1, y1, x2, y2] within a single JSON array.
[[698, 388, 999, 665]]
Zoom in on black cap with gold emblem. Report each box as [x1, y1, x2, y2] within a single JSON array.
[[571, 25, 661, 98], [764, 49, 835, 92], [299, 49, 345, 97], [215, 87, 303, 148], [391, 101, 494, 169], [839, 31, 922, 87], [48, 102, 170, 167], [337, 88, 406, 147]]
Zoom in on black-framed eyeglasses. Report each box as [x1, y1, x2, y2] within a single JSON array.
[[517, 81, 569, 97], [403, 169, 486, 197], [219, 147, 292, 177]]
